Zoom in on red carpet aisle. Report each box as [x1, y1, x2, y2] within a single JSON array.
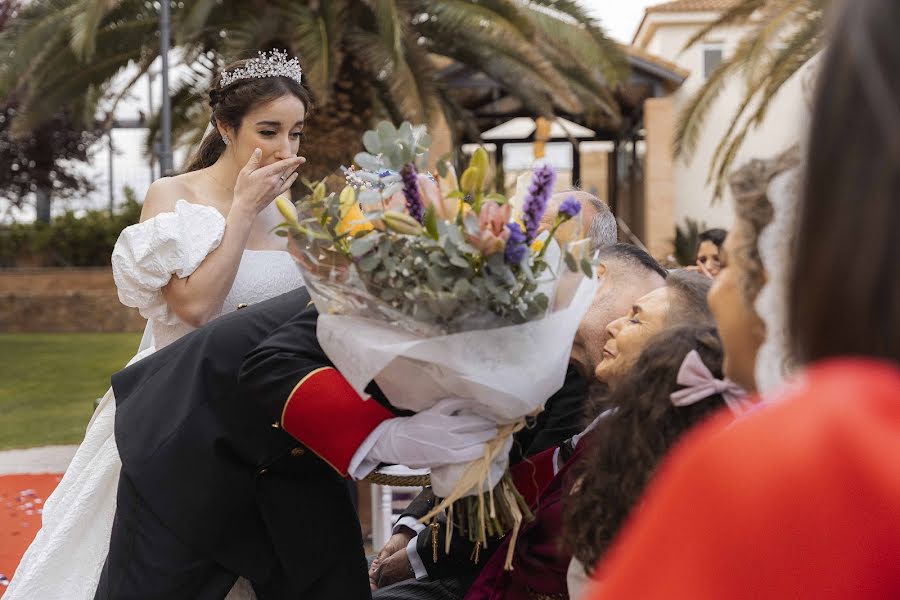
[[0, 474, 63, 597]]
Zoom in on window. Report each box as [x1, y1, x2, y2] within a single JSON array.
[[703, 44, 724, 79]]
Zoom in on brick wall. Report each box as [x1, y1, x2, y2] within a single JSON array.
[[0, 268, 145, 333]]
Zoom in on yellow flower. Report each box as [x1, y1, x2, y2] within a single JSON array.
[[275, 196, 299, 227], [531, 239, 544, 253], [337, 204, 374, 236]]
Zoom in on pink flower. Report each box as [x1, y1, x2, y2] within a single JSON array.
[[479, 201, 512, 237], [468, 201, 512, 256], [417, 173, 459, 221], [385, 190, 407, 212]]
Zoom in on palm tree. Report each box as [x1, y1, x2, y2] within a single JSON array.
[[674, 0, 827, 199], [0, 0, 627, 178]]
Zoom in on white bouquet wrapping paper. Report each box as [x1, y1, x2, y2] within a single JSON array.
[[317, 275, 597, 496]]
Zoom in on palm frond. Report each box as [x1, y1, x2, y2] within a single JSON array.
[[673, 51, 743, 158], [177, 0, 219, 42], [13, 18, 154, 134], [534, 37, 620, 123], [708, 8, 822, 197], [373, 0, 403, 60], [523, 4, 627, 87], [70, 0, 124, 61], [344, 28, 435, 123], [0, 0, 81, 96], [675, 0, 824, 200], [419, 0, 581, 112], [442, 42, 556, 117], [524, 0, 628, 82], [681, 0, 767, 52], [278, 1, 346, 102]]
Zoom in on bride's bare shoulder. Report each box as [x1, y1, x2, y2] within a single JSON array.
[[139, 172, 207, 221]]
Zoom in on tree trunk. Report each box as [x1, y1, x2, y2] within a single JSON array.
[[301, 58, 377, 181], [35, 186, 51, 223]]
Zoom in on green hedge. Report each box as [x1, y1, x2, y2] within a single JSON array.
[[0, 188, 142, 268]]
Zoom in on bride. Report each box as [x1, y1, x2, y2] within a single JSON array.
[[7, 50, 309, 600]]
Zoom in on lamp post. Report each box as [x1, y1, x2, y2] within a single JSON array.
[[159, 0, 173, 176]]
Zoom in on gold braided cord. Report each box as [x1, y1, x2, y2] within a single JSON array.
[[363, 471, 431, 487]]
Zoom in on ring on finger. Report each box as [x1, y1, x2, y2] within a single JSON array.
[[279, 174, 286, 183]]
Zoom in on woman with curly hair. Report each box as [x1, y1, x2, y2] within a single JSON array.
[[562, 326, 748, 598], [463, 273, 719, 600]]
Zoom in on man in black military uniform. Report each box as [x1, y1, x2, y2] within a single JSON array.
[[96, 287, 499, 600]]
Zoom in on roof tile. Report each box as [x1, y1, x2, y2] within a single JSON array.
[[647, 0, 738, 13]]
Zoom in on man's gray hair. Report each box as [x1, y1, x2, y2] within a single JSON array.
[[558, 188, 618, 250], [585, 195, 618, 250]]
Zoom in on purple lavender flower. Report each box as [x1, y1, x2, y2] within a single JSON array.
[[400, 163, 425, 224], [558, 195, 582, 219], [504, 222, 528, 265], [522, 164, 556, 242]]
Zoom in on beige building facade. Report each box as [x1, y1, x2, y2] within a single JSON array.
[[634, 0, 814, 235]]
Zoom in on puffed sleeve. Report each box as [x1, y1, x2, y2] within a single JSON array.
[[112, 199, 226, 325]]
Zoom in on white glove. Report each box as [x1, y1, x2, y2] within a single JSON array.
[[348, 399, 497, 479], [429, 435, 513, 498]]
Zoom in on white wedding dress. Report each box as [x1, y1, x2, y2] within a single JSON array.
[[6, 199, 303, 600]]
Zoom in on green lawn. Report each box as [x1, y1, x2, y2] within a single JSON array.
[[0, 333, 142, 450]]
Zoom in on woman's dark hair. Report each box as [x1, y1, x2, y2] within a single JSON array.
[[665, 270, 714, 327], [790, 0, 900, 365], [185, 56, 313, 172], [561, 325, 728, 572], [697, 228, 727, 250]]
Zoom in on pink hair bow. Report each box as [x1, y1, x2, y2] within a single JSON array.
[[670, 350, 751, 416]]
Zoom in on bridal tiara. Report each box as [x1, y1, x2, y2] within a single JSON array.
[[220, 49, 303, 88]]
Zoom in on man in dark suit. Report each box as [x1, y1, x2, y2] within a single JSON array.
[[96, 287, 499, 600]]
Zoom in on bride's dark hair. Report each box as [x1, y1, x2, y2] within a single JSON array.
[[185, 56, 312, 173], [561, 325, 727, 573]]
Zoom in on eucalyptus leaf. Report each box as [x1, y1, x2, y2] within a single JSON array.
[[355, 152, 382, 172], [357, 252, 381, 272], [358, 189, 382, 207], [362, 130, 381, 155], [377, 121, 396, 145], [424, 204, 439, 240], [565, 251, 578, 272], [448, 253, 469, 269], [350, 236, 378, 258], [383, 182, 403, 198], [581, 258, 594, 278]]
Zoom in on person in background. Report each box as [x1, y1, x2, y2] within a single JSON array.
[[540, 190, 619, 252], [689, 228, 726, 278], [709, 151, 799, 393], [583, 0, 900, 595], [463, 271, 716, 600], [563, 327, 748, 600]]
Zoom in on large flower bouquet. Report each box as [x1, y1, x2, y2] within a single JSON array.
[[278, 121, 596, 566]]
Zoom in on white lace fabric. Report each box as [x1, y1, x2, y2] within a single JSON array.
[[6, 200, 303, 600]]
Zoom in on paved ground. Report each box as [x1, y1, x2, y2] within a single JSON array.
[[0, 446, 77, 476], [0, 445, 77, 593]]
